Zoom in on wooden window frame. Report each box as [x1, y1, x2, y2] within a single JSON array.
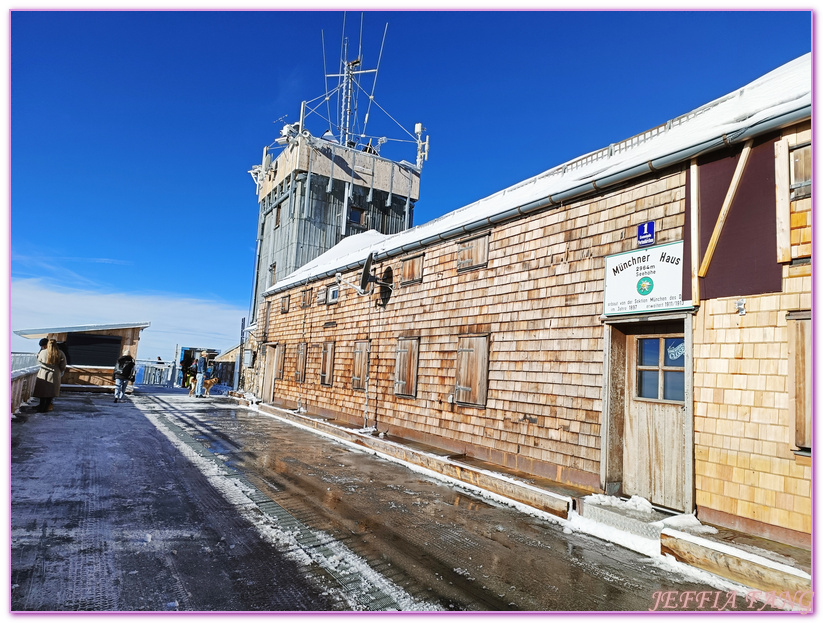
[[634, 334, 686, 405], [262, 300, 272, 342], [300, 288, 312, 308], [320, 342, 335, 387], [274, 343, 286, 380], [352, 340, 370, 391], [790, 143, 811, 201], [456, 234, 489, 273], [316, 286, 327, 306], [455, 334, 489, 408], [394, 337, 420, 398], [788, 311, 811, 451], [401, 255, 424, 286], [280, 295, 290, 314], [295, 342, 307, 383]]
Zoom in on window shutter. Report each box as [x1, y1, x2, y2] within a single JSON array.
[[456, 236, 489, 272], [788, 313, 811, 449], [455, 335, 488, 407], [394, 338, 419, 397], [321, 342, 335, 387], [295, 342, 306, 383], [317, 287, 327, 306], [353, 341, 369, 390], [275, 344, 286, 380]]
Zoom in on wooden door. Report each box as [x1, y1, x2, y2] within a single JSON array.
[[261, 345, 276, 403], [623, 334, 687, 511]]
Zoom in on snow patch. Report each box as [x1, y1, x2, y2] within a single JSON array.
[[585, 493, 654, 514]]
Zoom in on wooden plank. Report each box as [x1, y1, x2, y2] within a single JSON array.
[[689, 159, 701, 304], [774, 138, 792, 262], [698, 139, 753, 277], [660, 532, 811, 595]]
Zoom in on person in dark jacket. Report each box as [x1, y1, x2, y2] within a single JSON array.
[[113, 351, 136, 403]]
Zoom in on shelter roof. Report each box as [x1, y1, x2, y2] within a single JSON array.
[[14, 322, 151, 339]]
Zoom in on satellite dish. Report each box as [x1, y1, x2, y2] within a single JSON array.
[[359, 253, 374, 293]]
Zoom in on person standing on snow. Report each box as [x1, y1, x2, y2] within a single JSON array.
[[113, 351, 136, 403], [194, 351, 208, 398], [33, 339, 67, 413]]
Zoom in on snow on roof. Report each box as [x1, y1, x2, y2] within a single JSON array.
[[267, 53, 811, 296], [14, 321, 152, 339]]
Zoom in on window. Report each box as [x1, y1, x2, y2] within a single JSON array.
[[327, 285, 340, 304], [301, 288, 312, 308], [269, 262, 276, 283], [635, 336, 685, 402], [456, 234, 489, 272], [295, 342, 307, 383], [64, 333, 122, 366], [394, 338, 420, 398], [790, 144, 811, 200], [262, 301, 272, 341], [348, 206, 366, 226], [401, 255, 424, 285], [352, 341, 370, 391], [274, 343, 286, 380], [788, 311, 811, 450], [320, 342, 335, 386], [281, 295, 290, 314], [455, 335, 489, 407]]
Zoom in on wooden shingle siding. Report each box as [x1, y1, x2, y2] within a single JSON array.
[[254, 169, 686, 490]]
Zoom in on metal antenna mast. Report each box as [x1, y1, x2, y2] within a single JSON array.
[[329, 36, 377, 147]]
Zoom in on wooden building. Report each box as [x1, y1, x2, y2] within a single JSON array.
[[14, 322, 150, 389], [248, 54, 812, 549]]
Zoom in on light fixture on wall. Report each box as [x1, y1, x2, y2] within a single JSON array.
[[736, 299, 747, 316]]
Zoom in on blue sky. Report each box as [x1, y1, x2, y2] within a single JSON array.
[[8, 8, 813, 360]]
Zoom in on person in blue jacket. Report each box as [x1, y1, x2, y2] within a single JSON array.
[[194, 351, 208, 398]]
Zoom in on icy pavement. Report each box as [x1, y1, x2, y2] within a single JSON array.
[[10, 390, 788, 612]]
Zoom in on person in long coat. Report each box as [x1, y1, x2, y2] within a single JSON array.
[[33, 339, 67, 413]]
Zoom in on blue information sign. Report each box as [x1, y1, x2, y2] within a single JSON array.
[[638, 221, 656, 246]]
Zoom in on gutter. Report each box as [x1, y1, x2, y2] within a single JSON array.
[[265, 103, 810, 297]]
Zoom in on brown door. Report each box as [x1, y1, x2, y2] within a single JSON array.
[[623, 334, 687, 511]]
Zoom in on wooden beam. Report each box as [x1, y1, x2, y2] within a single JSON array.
[[698, 139, 753, 278], [690, 159, 701, 304], [774, 137, 792, 262]]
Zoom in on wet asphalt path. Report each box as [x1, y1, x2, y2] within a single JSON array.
[[11, 389, 751, 612]]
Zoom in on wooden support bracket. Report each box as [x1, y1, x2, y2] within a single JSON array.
[[698, 139, 753, 278]]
